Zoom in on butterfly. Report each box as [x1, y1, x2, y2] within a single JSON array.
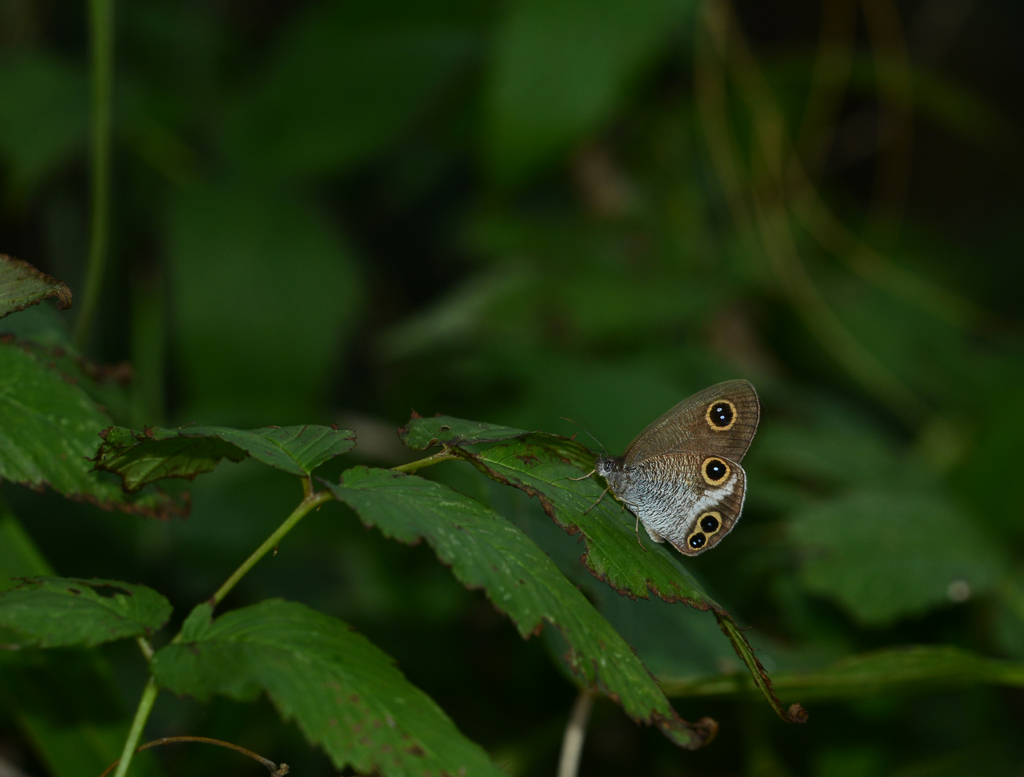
[[589, 380, 760, 556]]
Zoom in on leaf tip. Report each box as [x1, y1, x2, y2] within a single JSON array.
[[786, 703, 809, 723], [56, 286, 73, 309]]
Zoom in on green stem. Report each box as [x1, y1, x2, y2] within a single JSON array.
[[391, 449, 459, 473], [209, 491, 333, 608], [114, 452, 453, 773], [209, 450, 454, 606], [75, 0, 115, 348], [135, 636, 154, 662], [112, 675, 158, 777], [557, 688, 595, 777]]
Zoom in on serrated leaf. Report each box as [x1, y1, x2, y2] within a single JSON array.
[[0, 255, 72, 319], [401, 416, 713, 604], [93, 424, 357, 490], [0, 505, 165, 777], [0, 342, 182, 518], [400, 415, 806, 723], [662, 646, 1024, 701], [152, 599, 506, 777], [324, 466, 716, 749], [398, 413, 530, 449], [0, 577, 172, 648], [790, 489, 1008, 626]]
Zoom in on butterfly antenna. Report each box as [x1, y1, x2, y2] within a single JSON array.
[[560, 417, 607, 454]]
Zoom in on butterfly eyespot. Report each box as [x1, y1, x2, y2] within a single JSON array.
[[688, 531, 707, 549], [699, 512, 721, 534], [706, 399, 736, 430], [701, 457, 731, 485]]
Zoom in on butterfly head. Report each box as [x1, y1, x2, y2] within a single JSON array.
[[595, 455, 623, 478]]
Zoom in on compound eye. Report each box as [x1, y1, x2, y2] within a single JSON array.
[[701, 457, 731, 485], [706, 400, 736, 430], [688, 531, 707, 550]]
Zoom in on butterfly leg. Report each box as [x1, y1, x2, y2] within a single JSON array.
[[634, 514, 645, 550], [581, 486, 610, 515]]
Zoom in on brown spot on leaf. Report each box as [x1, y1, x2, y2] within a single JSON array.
[[516, 453, 540, 467], [405, 744, 425, 757]]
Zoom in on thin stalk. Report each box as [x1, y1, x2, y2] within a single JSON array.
[[135, 636, 154, 662], [111, 676, 158, 777], [76, 0, 115, 348], [557, 688, 595, 777], [391, 448, 459, 473], [201, 445, 455, 618], [102, 736, 289, 777], [209, 490, 333, 609]]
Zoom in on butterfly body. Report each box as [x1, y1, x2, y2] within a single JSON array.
[[595, 380, 759, 556]]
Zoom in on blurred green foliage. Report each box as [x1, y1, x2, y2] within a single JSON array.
[[1, 0, 1022, 775]]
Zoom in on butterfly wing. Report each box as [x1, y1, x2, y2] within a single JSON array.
[[622, 379, 760, 466], [617, 451, 747, 556]]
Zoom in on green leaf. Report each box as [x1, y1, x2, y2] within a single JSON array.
[[93, 424, 356, 491], [400, 415, 807, 723], [662, 646, 1024, 701], [221, 0, 481, 179], [400, 416, 711, 604], [152, 599, 506, 777], [0, 504, 164, 777], [398, 413, 530, 449], [325, 466, 716, 749], [169, 179, 362, 422], [0, 53, 88, 197], [486, 0, 692, 184], [0, 577, 171, 648], [0, 254, 72, 319], [789, 490, 1008, 626], [0, 342, 182, 517]]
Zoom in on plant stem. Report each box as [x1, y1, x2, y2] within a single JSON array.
[[75, 0, 115, 348], [391, 449, 459, 473], [557, 688, 595, 777], [209, 490, 333, 608], [112, 675, 158, 777], [102, 736, 288, 777], [135, 636, 154, 661], [205, 444, 457, 614]]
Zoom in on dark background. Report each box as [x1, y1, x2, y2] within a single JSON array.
[[1, 0, 1023, 775]]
